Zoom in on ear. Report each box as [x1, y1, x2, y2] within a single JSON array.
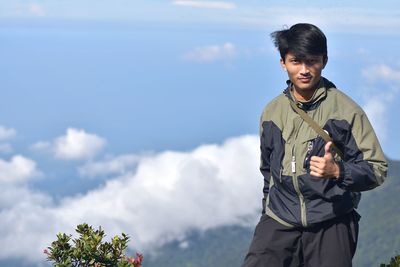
[[322, 56, 328, 69], [280, 58, 287, 71]]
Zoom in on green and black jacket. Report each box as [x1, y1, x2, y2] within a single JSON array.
[[260, 77, 388, 227]]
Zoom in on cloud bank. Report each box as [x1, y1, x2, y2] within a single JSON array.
[[0, 135, 262, 265], [2, 2, 400, 33]]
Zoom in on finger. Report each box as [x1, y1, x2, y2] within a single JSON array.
[[310, 170, 323, 177], [309, 165, 319, 173], [324, 141, 332, 155], [310, 160, 329, 172], [310, 156, 324, 163], [309, 160, 320, 169], [310, 158, 328, 170], [310, 165, 328, 177], [324, 141, 333, 159]]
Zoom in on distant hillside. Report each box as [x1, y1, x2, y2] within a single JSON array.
[[145, 225, 253, 267], [353, 159, 400, 267], [146, 159, 400, 267]]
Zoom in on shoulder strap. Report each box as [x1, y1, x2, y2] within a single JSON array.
[[289, 100, 344, 159]]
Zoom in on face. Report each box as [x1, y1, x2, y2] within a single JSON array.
[[280, 52, 327, 99]]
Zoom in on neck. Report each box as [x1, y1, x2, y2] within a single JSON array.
[[292, 87, 316, 102], [292, 78, 322, 102]]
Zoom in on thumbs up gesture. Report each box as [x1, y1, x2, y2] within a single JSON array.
[[309, 141, 340, 179]]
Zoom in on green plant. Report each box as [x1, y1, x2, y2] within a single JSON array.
[[380, 254, 400, 267], [44, 223, 142, 267]]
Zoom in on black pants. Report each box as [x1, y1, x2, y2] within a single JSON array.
[[242, 211, 360, 267]]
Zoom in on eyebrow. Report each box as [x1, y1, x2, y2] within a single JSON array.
[[289, 55, 322, 61]]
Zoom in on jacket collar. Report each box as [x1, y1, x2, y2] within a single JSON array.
[[283, 77, 336, 111]]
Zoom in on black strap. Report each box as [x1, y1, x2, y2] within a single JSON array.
[[289, 100, 344, 159]]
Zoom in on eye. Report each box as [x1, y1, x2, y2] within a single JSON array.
[[307, 57, 322, 65], [307, 59, 317, 64], [290, 58, 300, 64]]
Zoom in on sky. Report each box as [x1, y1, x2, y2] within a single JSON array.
[[1, 0, 400, 266]]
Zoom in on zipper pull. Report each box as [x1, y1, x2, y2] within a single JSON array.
[[291, 156, 296, 173], [279, 167, 283, 183]]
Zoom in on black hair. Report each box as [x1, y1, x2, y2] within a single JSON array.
[[271, 23, 327, 62]]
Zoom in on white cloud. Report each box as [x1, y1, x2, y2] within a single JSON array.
[[14, 3, 46, 17], [362, 96, 391, 144], [32, 128, 106, 160], [79, 154, 140, 178], [29, 3, 46, 17], [31, 141, 51, 152], [183, 42, 236, 63], [361, 64, 400, 144], [212, 6, 400, 34], [0, 125, 16, 141], [172, 0, 236, 10], [0, 190, 55, 262], [54, 128, 106, 160], [0, 155, 41, 184], [0, 135, 262, 264], [362, 64, 400, 84]]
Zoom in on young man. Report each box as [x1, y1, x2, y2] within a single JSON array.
[[242, 23, 388, 267]]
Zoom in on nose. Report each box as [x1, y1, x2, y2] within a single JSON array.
[[300, 63, 310, 75]]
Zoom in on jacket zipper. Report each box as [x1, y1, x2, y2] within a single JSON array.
[[292, 119, 308, 227]]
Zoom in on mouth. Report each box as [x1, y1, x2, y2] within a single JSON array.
[[298, 77, 312, 83]]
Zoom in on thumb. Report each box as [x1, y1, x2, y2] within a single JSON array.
[[324, 141, 333, 159]]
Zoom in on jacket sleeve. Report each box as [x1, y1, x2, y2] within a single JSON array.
[[260, 117, 272, 212], [336, 110, 388, 192]]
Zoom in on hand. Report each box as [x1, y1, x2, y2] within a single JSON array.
[[309, 141, 340, 179]]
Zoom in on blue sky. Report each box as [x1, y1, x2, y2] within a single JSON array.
[[1, 1, 400, 265]]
